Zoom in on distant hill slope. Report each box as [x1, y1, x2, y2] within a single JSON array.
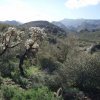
[[53, 19, 100, 32], [60, 19, 100, 27], [0, 23, 11, 32], [0, 20, 21, 26], [52, 21, 68, 32], [20, 21, 67, 36]]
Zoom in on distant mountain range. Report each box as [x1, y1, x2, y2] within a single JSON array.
[[52, 19, 100, 32], [1, 19, 100, 33], [20, 21, 66, 36], [0, 20, 22, 26]]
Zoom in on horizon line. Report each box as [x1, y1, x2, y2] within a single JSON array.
[[1, 18, 100, 23]]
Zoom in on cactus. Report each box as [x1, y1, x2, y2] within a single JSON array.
[[54, 87, 63, 100]]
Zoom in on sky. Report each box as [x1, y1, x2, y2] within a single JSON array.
[[0, 0, 100, 23]]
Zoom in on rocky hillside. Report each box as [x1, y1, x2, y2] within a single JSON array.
[[53, 19, 100, 32], [20, 21, 67, 36]]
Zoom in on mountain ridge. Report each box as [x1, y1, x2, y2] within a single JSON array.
[[1, 19, 100, 32], [20, 20, 67, 36], [0, 20, 22, 26], [53, 19, 100, 32]]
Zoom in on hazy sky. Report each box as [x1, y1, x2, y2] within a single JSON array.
[[0, 0, 100, 22]]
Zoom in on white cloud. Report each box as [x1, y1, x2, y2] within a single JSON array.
[[0, 0, 53, 22], [65, 0, 100, 9]]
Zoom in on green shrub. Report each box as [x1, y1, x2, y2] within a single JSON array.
[[1, 85, 59, 100], [39, 55, 59, 73], [63, 88, 85, 100]]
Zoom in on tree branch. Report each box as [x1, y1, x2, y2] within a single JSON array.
[[0, 46, 8, 56], [8, 42, 20, 48]]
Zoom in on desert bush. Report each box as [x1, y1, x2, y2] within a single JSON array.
[[39, 55, 59, 73], [26, 66, 46, 88], [1, 85, 58, 100], [63, 88, 85, 100]]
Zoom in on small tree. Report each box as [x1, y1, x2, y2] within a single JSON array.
[[17, 27, 46, 76], [0, 27, 46, 76], [0, 27, 23, 56]]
